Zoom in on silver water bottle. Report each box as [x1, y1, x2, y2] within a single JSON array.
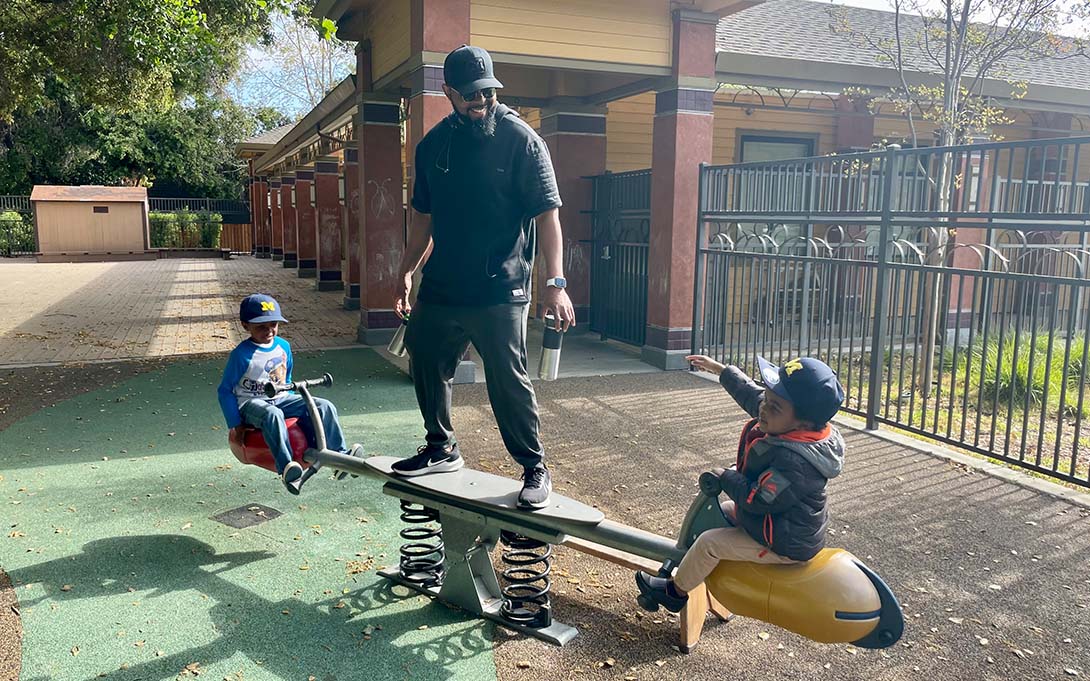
[[537, 313, 564, 381], [387, 313, 409, 357]]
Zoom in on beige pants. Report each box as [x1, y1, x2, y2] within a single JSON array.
[[674, 501, 798, 593]]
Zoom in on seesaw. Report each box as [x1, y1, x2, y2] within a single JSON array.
[[226, 374, 903, 651]]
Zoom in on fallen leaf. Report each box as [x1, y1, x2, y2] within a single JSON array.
[[71, 646, 79, 656], [948, 617, 964, 625], [61, 584, 73, 592], [1064, 670, 1080, 677], [515, 661, 531, 669], [758, 632, 771, 641], [181, 522, 192, 531]]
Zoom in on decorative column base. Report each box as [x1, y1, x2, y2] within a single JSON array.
[[343, 284, 361, 310], [641, 324, 692, 370], [317, 270, 344, 292]]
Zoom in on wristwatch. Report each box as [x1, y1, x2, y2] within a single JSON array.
[[545, 276, 567, 289]]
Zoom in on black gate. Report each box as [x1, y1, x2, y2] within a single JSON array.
[[587, 169, 651, 346]]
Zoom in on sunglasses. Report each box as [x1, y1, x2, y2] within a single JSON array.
[[457, 87, 496, 102]]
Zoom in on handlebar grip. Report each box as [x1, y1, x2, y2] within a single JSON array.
[[264, 373, 333, 398]]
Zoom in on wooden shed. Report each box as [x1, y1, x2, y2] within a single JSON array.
[[31, 185, 154, 262]]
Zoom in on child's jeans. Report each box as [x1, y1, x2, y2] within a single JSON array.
[[239, 395, 349, 474], [674, 500, 799, 593]]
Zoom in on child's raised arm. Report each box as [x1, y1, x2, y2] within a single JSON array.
[[718, 365, 764, 418]]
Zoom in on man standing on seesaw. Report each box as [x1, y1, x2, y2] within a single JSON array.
[[391, 45, 575, 510]]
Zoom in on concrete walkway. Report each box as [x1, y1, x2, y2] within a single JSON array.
[[0, 258, 360, 367]]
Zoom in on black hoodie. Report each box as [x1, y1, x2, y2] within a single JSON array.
[[411, 103, 562, 306]]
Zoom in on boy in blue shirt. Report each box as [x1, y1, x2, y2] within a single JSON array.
[[217, 294, 362, 493]]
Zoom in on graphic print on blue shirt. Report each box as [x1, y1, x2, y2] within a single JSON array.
[[217, 337, 294, 429]]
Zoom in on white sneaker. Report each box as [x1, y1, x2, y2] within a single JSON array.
[[334, 443, 365, 480], [282, 461, 304, 494]]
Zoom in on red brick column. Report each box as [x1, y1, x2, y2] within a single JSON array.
[[644, 9, 717, 369], [343, 144, 361, 309], [254, 175, 270, 258], [538, 105, 606, 323], [269, 176, 283, 261], [294, 169, 317, 278], [835, 95, 875, 153], [356, 96, 405, 343], [315, 155, 344, 291], [279, 173, 296, 266]]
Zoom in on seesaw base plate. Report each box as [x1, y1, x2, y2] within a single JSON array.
[[378, 567, 579, 646]]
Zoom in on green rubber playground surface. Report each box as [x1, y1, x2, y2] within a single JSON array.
[[0, 348, 497, 681]]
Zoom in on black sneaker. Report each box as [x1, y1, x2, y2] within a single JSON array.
[[635, 572, 688, 613], [391, 442, 463, 476], [518, 465, 551, 509]]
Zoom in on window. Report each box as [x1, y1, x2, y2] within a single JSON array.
[[736, 135, 817, 250]]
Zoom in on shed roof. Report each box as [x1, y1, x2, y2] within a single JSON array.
[[30, 186, 149, 203]]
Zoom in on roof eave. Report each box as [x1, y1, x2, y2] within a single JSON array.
[[715, 50, 1090, 113], [252, 76, 358, 173]]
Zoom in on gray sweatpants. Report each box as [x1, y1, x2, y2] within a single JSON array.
[[404, 300, 543, 469]]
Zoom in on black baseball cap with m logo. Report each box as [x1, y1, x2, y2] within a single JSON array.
[[443, 45, 504, 98]]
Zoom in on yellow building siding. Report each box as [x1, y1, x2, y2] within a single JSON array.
[[470, 0, 671, 67], [606, 92, 655, 172], [605, 91, 839, 171], [365, 0, 411, 84], [711, 98, 838, 165]]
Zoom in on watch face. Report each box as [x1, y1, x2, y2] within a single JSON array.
[[550, 277, 567, 288]]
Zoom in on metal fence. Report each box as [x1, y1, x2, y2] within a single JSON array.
[[586, 169, 651, 346], [692, 135, 1090, 488], [0, 196, 30, 212]]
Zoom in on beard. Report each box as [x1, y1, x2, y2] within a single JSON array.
[[455, 102, 498, 140]]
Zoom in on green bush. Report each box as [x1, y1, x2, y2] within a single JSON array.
[[149, 210, 222, 248], [0, 211, 34, 254], [149, 212, 180, 247]]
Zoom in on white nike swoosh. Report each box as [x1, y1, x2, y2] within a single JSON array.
[[425, 458, 450, 467]]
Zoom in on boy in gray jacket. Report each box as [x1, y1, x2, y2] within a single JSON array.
[[636, 355, 845, 612]]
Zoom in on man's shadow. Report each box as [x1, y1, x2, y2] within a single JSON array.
[[12, 535, 491, 681]]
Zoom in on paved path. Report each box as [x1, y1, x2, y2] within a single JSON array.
[[0, 258, 359, 367]]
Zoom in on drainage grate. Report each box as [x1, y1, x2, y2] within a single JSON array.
[[210, 504, 282, 529]]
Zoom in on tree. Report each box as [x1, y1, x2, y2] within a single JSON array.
[[229, 11, 355, 118], [0, 82, 264, 198], [0, 0, 299, 123], [833, 0, 1088, 396]]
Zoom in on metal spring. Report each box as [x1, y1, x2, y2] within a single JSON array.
[[498, 530, 553, 628], [398, 500, 444, 588]]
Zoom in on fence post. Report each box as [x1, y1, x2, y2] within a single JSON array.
[[866, 148, 897, 430], [691, 163, 710, 358]]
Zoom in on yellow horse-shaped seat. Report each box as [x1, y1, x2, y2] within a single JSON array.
[[707, 548, 894, 646], [675, 494, 903, 649]]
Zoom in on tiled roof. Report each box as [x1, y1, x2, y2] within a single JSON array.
[[240, 123, 296, 147], [30, 185, 148, 202], [716, 0, 1090, 91]]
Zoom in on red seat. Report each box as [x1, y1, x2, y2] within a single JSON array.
[[228, 418, 310, 472]]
